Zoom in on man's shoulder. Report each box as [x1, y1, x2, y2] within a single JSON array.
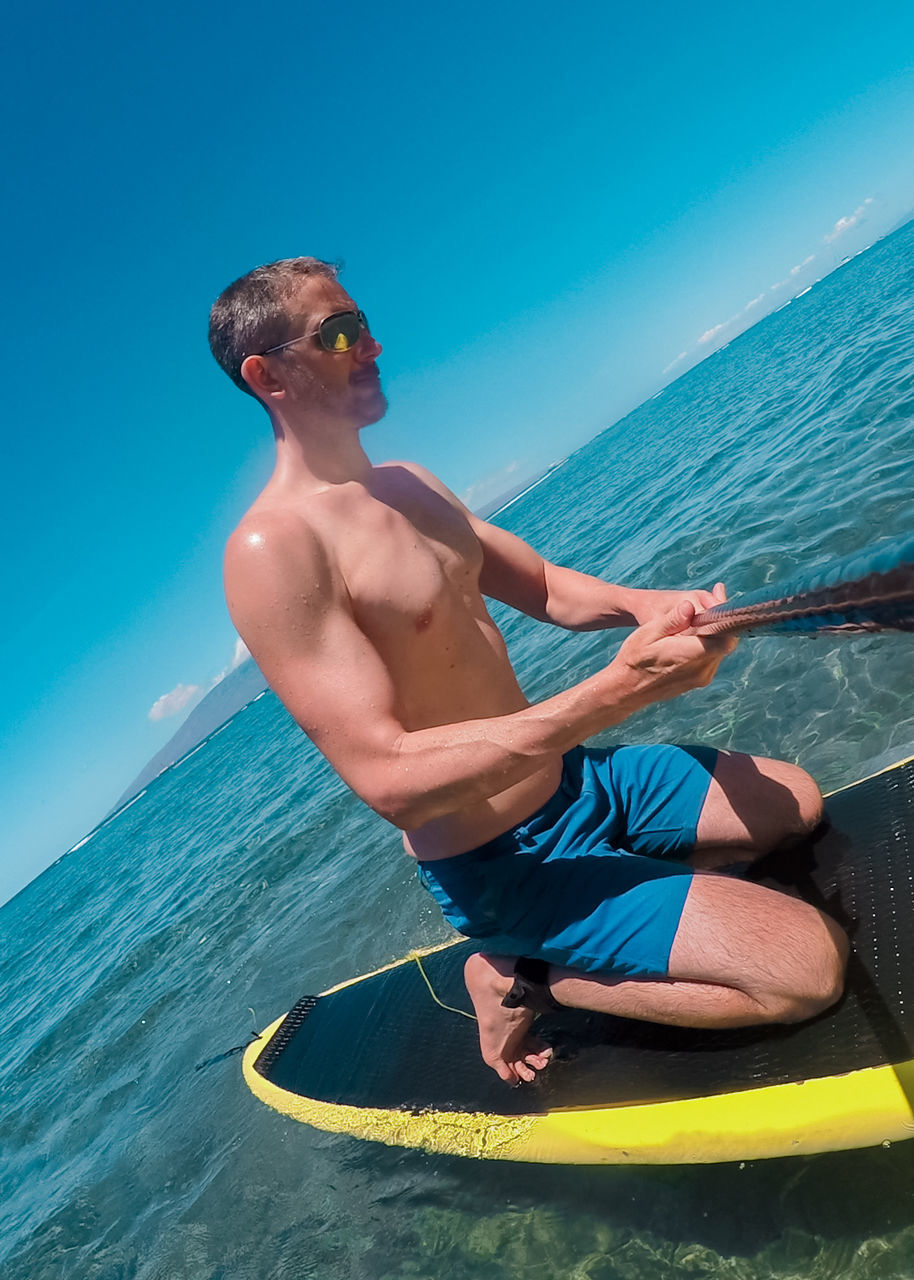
[[374, 458, 432, 485], [374, 459, 468, 511], [228, 499, 317, 548], [225, 498, 330, 586]]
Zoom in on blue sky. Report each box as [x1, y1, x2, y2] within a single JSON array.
[[3, 0, 914, 904]]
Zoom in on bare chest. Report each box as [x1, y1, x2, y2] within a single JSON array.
[[334, 492, 485, 643]]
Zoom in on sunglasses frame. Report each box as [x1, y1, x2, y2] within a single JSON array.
[[259, 310, 369, 357]]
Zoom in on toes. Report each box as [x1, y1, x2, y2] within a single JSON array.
[[491, 1058, 519, 1085], [509, 1045, 554, 1083], [490, 1050, 546, 1085]]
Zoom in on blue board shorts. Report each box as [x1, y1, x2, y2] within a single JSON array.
[[417, 743, 718, 979]]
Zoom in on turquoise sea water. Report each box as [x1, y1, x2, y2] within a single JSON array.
[[3, 222, 914, 1279]]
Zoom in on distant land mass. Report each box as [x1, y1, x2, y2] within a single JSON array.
[[110, 464, 562, 815], [111, 659, 268, 812], [474, 463, 561, 518]]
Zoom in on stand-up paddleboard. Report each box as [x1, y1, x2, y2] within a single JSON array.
[[244, 755, 914, 1163]]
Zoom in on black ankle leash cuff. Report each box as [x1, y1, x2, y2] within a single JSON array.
[[501, 956, 562, 1014]]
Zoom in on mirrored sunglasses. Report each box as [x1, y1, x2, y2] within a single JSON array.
[[261, 310, 370, 357]]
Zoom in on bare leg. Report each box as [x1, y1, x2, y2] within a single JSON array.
[[553, 875, 847, 1022], [690, 751, 825, 868], [465, 876, 848, 1083], [465, 751, 840, 1084]]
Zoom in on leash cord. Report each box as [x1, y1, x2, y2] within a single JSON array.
[[410, 951, 477, 1021]]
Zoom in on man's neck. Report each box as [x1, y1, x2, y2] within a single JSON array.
[[270, 413, 373, 492]]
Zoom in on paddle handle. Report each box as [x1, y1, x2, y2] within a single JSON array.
[[690, 537, 914, 637]]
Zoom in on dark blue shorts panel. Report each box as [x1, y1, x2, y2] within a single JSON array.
[[416, 743, 717, 978]]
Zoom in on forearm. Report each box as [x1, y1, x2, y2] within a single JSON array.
[[541, 562, 655, 631], [371, 599, 734, 828], [377, 664, 647, 827]]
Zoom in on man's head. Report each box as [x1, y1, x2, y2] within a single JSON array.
[[208, 257, 340, 397], [209, 258, 386, 429]]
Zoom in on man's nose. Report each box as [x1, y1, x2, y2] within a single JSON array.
[[353, 329, 382, 360]]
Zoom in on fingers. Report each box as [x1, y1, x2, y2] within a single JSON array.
[[690, 627, 739, 658], [691, 583, 728, 611], [693, 626, 736, 659], [666, 583, 727, 629], [657, 599, 696, 637]]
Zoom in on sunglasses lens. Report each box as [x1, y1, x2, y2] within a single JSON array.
[[319, 312, 366, 352]]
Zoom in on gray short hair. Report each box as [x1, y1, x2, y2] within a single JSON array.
[[208, 257, 339, 396]]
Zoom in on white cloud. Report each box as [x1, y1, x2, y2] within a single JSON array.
[[673, 308, 743, 369], [230, 637, 250, 670], [790, 255, 816, 276], [697, 318, 736, 345], [824, 197, 874, 244], [744, 294, 766, 310], [663, 351, 688, 375], [208, 636, 253, 690], [825, 216, 857, 243], [149, 683, 202, 722], [148, 638, 253, 723]]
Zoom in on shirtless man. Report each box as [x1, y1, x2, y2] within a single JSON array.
[[210, 257, 847, 1086]]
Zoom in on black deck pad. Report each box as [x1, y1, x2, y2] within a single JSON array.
[[254, 761, 914, 1116]]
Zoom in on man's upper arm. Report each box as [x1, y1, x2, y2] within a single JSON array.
[[471, 517, 555, 619], [223, 515, 405, 805]]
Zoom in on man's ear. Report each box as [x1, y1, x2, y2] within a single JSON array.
[[240, 354, 286, 402]]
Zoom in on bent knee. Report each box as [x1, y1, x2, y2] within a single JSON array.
[[783, 764, 825, 830], [702, 753, 826, 852], [766, 763, 825, 847], [796, 778, 826, 836], [770, 915, 848, 1023]]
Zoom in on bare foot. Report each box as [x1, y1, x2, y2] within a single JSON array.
[[464, 952, 553, 1085]]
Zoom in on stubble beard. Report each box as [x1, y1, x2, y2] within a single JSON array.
[[361, 387, 389, 426], [286, 362, 389, 429]]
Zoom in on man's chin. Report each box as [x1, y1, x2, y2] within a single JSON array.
[[359, 392, 389, 426]]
